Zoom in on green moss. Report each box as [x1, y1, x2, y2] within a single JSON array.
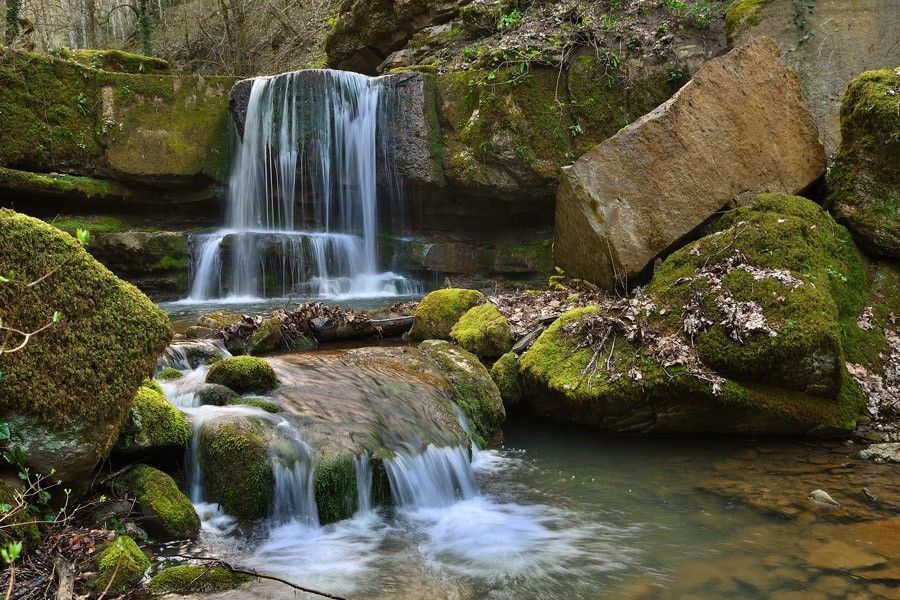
[[826, 68, 899, 257], [117, 386, 190, 451], [0, 166, 132, 200], [248, 316, 284, 355], [490, 351, 523, 408], [0, 209, 172, 478], [418, 340, 505, 445], [314, 453, 356, 525], [141, 377, 163, 394], [0, 481, 41, 549], [409, 288, 485, 341], [117, 464, 199, 540], [156, 366, 184, 381], [198, 418, 273, 520], [450, 303, 513, 360], [228, 396, 279, 413], [71, 49, 170, 74], [492, 239, 553, 274], [148, 565, 252, 594], [91, 535, 150, 594], [724, 0, 772, 45], [195, 383, 238, 406], [206, 356, 279, 394], [198, 309, 242, 329]]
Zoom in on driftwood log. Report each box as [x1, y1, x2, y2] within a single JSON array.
[[306, 315, 413, 343]]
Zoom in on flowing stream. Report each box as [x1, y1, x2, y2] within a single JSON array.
[[186, 70, 421, 302]]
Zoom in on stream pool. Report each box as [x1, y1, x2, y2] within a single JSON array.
[[164, 417, 899, 600]]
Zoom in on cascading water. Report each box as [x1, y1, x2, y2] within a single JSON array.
[[187, 70, 422, 301], [385, 445, 478, 509]]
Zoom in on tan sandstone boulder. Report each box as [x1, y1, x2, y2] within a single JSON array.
[[554, 37, 825, 290], [727, 0, 900, 155]]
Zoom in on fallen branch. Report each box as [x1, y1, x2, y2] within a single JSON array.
[[173, 555, 348, 599]]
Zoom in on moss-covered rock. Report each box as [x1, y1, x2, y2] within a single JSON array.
[[117, 386, 190, 452], [198, 310, 243, 329], [141, 377, 163, 394], [450, 302, 513, 360], [156, 366, 184, 381], [198, 417, 273, 520], [228, 396, 279, 413], [490, 351, 522, 409], [90, 535, 150, 594], [247, 316, 284, 355], [0, 209, 171, 480], [206, 356, 279, 394], [724, 0, 772, 46], [314, 452, 357, 525], [70, 49, 170, 74], [0, 481, 41, 549], [195, 383, 239, 406], [147, 565, 252, 594], [408, 288, 484, 341], [827, 67, 900, 258], [116, 465, 199, 540], [521, 194, 870, 434], [418, 340, 505, 446]]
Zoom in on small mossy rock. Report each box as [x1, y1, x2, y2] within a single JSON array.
[[198, 310, 243, 329], [90, 535, 150, 595], [228, 396, 279, 413], [490, 352, 523, 409], [156, 366, 184, 381], [117, 386, 190, 452], [827, 68, 900, 258], [198, 417, 274, 520], [0, 209, 172, 480], [147, 565, 252, 594], [418, 340, 505, 446], [206, 356, 278, 394], [450, 302, 513, 360], [141, 377, 163, 394], [194, 383, 239, 406], [0, 481, 41, 549], [248, 316, 284, 355], [409, 288, 485, 341], [314, 452, 357, 525], [117, 465, 199, 540]]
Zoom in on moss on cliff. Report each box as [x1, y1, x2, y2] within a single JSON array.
[[450, 302, 513, 360], [0, 209, 172, 479], [409, 288, 485, 341], [724, 0, 772, 45], [148, 565, 252, 594], [117, 464, 200, 540], [71, 49, 170, 74]]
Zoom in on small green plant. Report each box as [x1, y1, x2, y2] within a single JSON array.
[[75, 93, 90, 116], [497, 9, 523, 31]]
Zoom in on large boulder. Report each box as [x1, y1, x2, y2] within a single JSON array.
[[523, 194, 870, 434], [827, 68, 899, 258], [555, 37, 826, 290], [726, 0, 900, 154], [116, 383, 191, 453], [450, 302, 513, 360], [0, 209, 171, 480], [408, 288, 484, 341], [116, 464, 200, 540]]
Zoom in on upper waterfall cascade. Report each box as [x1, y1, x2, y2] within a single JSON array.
[[188, 70, 421, 301]]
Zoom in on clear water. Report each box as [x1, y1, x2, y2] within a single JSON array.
[[187, 70, 421, 301], [162, 415, 899, 599]]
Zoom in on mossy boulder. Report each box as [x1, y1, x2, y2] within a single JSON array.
[[194, 383, 239, 406], [0, 481, 41, 549], [147, 565, 252, 594], [247, 316, 284, 355], [156, 366, 184, 381], [116, 465, 200, 540], [490, 351, 522, 409], [0, 209, 171, 480], [408, 288, 484, 341], [450, 302, 513, 361], [198, 310, 243, 329], [206, 356, 279, 394], [90, 535, 150, 595], [198, 417, 273, 520], [521, 194, 870, 434], [141, 377, 163, 394], [116, 386, 190, 452], [827, 68, 900, 258], [418, 340, 505, 446]]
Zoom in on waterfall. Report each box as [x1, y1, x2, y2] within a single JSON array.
[[271, 421, 319, 527], [385, 445, 478, 509], [187, 70, 422, 301], [354, 453, 373, 516]]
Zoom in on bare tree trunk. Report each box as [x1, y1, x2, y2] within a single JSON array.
[[85, 0, 96, 46]]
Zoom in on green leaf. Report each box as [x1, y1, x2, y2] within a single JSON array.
[[52, 311, 62, 323], [0, 421, 9, 441], [75, 228, 90, 246], [0, 503, 11, 513]]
